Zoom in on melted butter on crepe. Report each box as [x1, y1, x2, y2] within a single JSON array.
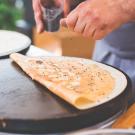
[[10, 53, 115, 110]]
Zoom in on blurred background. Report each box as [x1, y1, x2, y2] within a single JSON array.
[[0, 0, 95, 58]]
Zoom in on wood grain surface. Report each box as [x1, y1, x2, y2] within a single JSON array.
[[112, 103, 135, 129]]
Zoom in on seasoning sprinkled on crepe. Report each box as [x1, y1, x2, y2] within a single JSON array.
[[10, 53, 115, 109]]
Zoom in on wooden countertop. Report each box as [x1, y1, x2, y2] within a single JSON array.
[[112, 103, 135, 129]]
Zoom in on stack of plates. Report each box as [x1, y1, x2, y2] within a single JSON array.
[[0, 30, 31, 57]]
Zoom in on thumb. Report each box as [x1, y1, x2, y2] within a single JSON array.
[[60, 18, 67, 27]]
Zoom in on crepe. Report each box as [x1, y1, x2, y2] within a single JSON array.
[[10, 53, 115, 110]]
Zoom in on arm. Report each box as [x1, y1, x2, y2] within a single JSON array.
[[60, 0, 135, 39]]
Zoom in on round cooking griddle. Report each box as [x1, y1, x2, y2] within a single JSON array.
[[0, 30, 31, 58], [0, 58, 131, 134], [69, 129, 135, 135]]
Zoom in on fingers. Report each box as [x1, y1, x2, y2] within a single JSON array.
[[60, 1, 110, 40], [83, 25, 107, 40], [60, 10, 86, 34], [93, 26, 113, 40], [60, 10, 97, 38], [60, 2, 89, 34], [33, 0, 44, 33], [83, 16, 99, 38], [65, 10, 79, 30], [83, 23, 95, 38], [74, 14, 87, 34]]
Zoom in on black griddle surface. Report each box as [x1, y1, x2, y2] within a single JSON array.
[[0, 58, 129, 134]]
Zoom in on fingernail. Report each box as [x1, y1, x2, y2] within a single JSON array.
[[60, 19, 67, 27]]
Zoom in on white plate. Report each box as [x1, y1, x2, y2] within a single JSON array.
[[0, 30, 31, 57]]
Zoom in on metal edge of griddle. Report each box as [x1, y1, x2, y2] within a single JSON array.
[[0, 64, 131, 134]]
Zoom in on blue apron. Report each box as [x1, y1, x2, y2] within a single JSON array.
[[92, 22, 135, 103]]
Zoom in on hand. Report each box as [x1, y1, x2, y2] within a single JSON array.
[[60, 0, 134, 39], [32, 0, 71, 33]]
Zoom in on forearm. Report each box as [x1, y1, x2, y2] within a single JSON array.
[[120, 0, 135, 21]]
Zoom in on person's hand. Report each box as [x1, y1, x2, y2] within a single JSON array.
[[32, 0, 71, 33], [60, 0, 135, 39]]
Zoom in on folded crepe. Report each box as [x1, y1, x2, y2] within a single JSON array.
[[10, 53, 115, 110]]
